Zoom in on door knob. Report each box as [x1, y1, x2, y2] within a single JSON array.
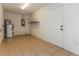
[[60, 28, 63, 30], [60, 25, 63, 31]]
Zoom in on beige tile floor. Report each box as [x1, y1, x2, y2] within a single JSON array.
[[0, 35, 77, 56]]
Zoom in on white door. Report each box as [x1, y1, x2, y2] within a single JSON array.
[[47, 6, 64, 47], [63, 4, 79, 55]]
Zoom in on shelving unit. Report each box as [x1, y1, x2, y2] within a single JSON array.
[[29, 21, 39, 24], [29, 17, 39, 24]]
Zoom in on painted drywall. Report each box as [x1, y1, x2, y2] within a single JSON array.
[[0, 4, 4, 44], [30, 3, 79, 55], [4, 12, 30, 35], [63, 4, 79, 55], [30, 4, 64, 47]]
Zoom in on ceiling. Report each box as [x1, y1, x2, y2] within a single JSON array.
[[2, 3, 48, 15]]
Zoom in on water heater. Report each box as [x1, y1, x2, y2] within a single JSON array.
[[6, 24, 14, 37]]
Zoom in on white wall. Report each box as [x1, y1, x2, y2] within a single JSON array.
[[4, 12, 29, 35], [0, 4, 4, 44], [30, 4, 64, 47], [63, 4, 79, 55], [30, 3, 79, 55]]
